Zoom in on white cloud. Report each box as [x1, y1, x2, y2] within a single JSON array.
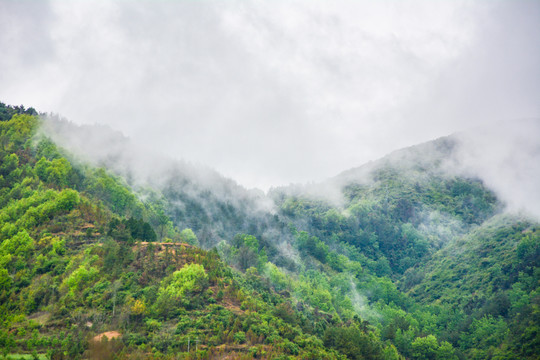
[[0, 0, 538, 191], [452, 119, 540, 220]]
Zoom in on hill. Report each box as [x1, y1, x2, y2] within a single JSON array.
[[1, 103, 373, 359], [1, 102, 538, 359]]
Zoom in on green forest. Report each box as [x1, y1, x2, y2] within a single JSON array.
[[0, 102, 538, 359]]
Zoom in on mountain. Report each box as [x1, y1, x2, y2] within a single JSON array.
[[0, 104, 359, 359], [266, 133, 539, 358], [1, 102, 538, 359]]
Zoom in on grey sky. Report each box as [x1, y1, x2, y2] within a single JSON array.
[[1, 0, 539, 190]]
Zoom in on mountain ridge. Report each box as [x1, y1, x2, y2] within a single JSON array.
[[1, 102, 538, 359]]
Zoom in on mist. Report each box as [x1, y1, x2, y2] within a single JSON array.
[[451, 119, 540, 220], [1, 0, 539, 192]]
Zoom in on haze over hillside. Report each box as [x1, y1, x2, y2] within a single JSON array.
[[1, 0, 539, 189], [42, 115, 540, 222]]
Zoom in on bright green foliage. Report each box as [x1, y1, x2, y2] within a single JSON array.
[[0, 230, 34, 258], [411, 335, 439, 360], [64, 263, 99, 293], [55, 189, 80, 211], [437, 341, 457, 360], [160, 263, 209, 299], [265, 262, 289, 291], [410, 335, 457, 360], [35, 157, 72, 188], [0, 113, 38, 151]]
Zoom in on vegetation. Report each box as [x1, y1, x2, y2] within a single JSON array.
[[0, 101, 538, 359]]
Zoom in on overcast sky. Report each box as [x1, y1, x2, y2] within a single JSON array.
[[1, 0, 539, 190]]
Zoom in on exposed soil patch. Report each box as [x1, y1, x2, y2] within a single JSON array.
[[92, 331, 121, 342]]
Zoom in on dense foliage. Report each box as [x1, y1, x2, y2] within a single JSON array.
[[0, 101, 538, 359], [0, 103, 388, 359]]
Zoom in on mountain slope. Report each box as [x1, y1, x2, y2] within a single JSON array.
[[266, 134, 539, 358], [402, 217, 539, 358], [0, 103, 396, 359], [2, 102, 539, 359]]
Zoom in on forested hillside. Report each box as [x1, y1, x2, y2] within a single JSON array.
[[1, 102, 538, 359]]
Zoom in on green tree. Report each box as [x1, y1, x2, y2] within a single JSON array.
[[180, 228, 198, 246], [160, 263, 209, 299], [323, 325, 384, 360], [411, 335, 439, 360], [0, 229, 34, 259], [0, 267, 11, 292]]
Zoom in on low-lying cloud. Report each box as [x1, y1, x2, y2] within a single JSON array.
[[1, 0, 539, 192], [451, 119, 540, 220]]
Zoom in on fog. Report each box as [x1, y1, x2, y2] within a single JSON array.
[[451, 119, 540, 220], [1, 0, 539, 194]]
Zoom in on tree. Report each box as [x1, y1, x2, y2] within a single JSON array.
[[160, 263, 208, 299], [323, 325, 384, 360], [0, 267, 11, 292], [233, 234, 266, 271], [35, 157, 73, 188], [56, 189, 80, 212], [180, 228, 198, 246], [411, 335, 456, 360], [0, 229, 34, 259]]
